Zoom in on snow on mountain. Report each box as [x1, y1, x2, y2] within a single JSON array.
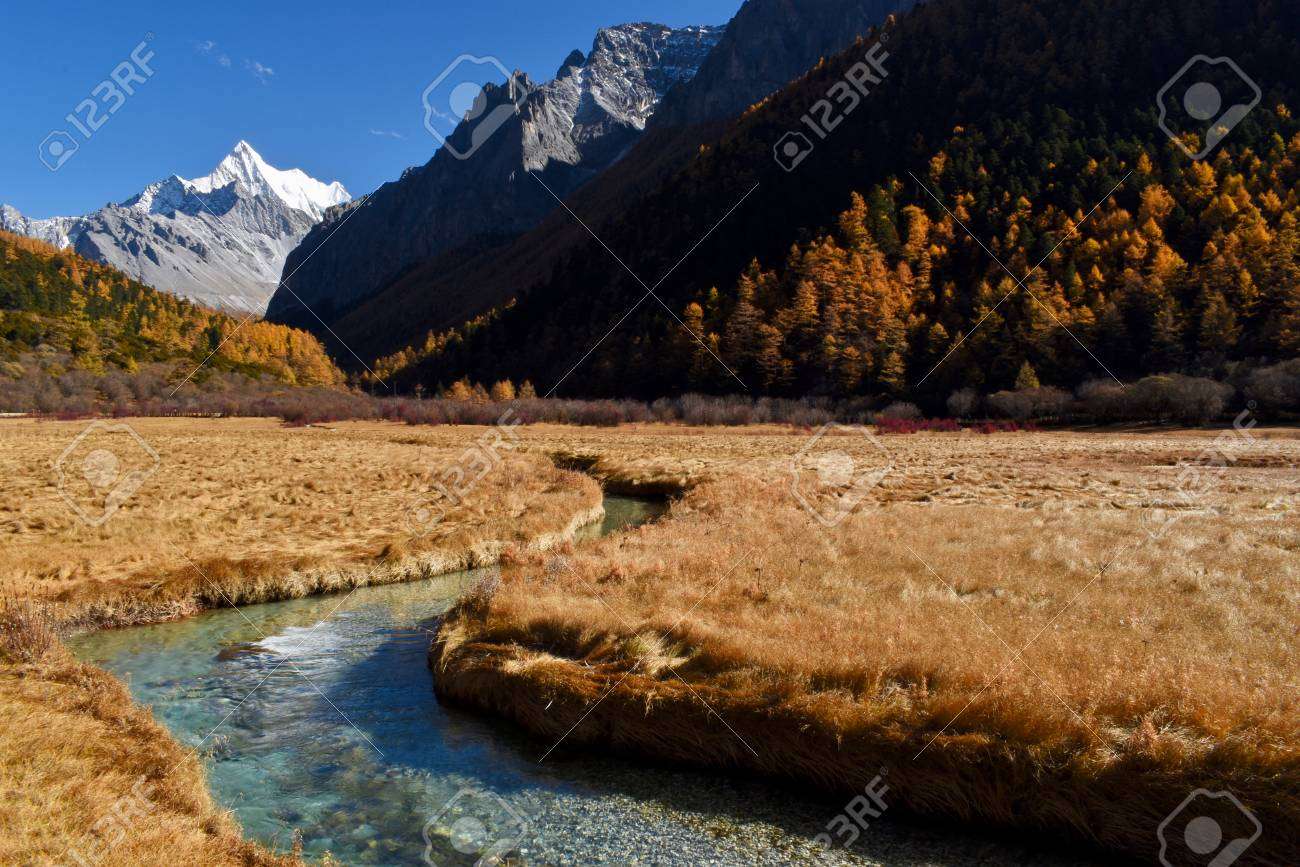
[[519, 23, 723, 173], [185, 140, 350, 221], [1, 142, 350, 313], [0, 205, 80, 249]]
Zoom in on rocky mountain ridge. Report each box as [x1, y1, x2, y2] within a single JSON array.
[[276, 0, 916, 363], [266, 22, 722, 327], [651, 0, 915, 128]]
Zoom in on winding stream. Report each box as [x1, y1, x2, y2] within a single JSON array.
[[71, 496, 1100, 866]]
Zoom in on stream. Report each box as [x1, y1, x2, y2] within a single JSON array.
[[71, 495, 1101, 866]]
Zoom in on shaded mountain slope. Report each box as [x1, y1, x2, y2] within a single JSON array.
[[279, 0, 915, 363], [372, 0, 1300, 401], [267, 23, 723, 332], [649, 0, 916, 128]]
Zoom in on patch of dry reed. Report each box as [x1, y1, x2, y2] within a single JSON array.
[[0, 417, 602, 629]]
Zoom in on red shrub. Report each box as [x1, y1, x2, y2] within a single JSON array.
[[876, 417, 962, 435], [877, 417, 1034, 436]]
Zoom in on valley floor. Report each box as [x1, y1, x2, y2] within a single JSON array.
[[0, 417, 603, 865], [430, 422, 1300, 865], [0, 417, 602, 629], [2, 418, 1296, 864]]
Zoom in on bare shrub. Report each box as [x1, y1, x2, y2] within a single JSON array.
[[1131, 375, 1231, 422], [947, 388, 979, 419], [989, 387, 1070, 420], [1244, 360, 1300, 413], [682, 395, 757, 426], [878, 401, 921, 421], [1078, 375, 1232, 423], [0, 599, 56, 663], [1075, 379, 1127, 420], [9, 350, 1285, 427]]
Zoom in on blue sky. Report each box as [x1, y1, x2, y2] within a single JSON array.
[[0, 0, 742, 218]]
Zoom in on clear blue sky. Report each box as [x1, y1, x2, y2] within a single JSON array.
[[0, 0, 742, 219]]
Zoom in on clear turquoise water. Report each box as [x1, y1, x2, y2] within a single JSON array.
[[70, 497, 1098, 866]]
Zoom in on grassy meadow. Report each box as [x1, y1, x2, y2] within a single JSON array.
[[0, 417, 602, 629], [1, 418, 1295, 863], [0, 416, 604, 865], [430, 423, 1300, 864]]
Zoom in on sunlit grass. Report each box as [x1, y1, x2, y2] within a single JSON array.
[[0, 417, 601, 628], [0, 601, 301, 866], [434, 424, 1300, 863]]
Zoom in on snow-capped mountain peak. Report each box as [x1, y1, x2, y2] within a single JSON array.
[[120, 175, 198, 215], [1, 141, 352, 313], [0, 204, 80, 249], [517, 23, 724, 172], [184, 141, 350, 221]]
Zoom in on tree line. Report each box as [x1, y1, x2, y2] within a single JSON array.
[[366, 0, 1300, 409], [0, 231, 341, 387]]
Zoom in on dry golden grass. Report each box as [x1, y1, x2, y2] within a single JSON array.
[[432, 424, 1300, 864], [0, 603, 298, 866], [0, 417, 604, 865], [0, 417, 602, 628], [3, 419, 1297, 863]]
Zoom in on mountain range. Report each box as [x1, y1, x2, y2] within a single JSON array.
[[349, 0, 1300, 402], [1, 142, 349, 313], [8, 0, 1296, 407], [267, 0, 917, 362], [266, 22, 723, 331]]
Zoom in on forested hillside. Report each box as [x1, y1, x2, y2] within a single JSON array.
[[375, 0, 1300, 404], [289, 0, 908, 365], [0, 231, 341, 387]]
